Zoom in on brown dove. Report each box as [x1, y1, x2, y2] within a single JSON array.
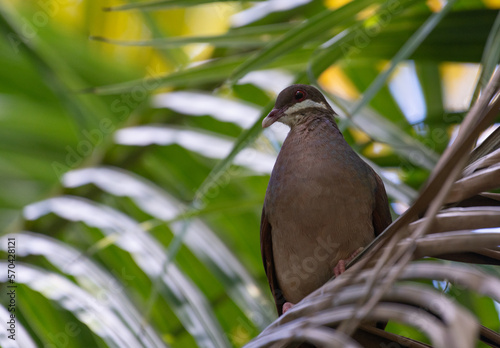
[[260, 84, 392, 315]]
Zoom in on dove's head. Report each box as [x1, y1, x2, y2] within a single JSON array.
[[262, 84, 335, 128]]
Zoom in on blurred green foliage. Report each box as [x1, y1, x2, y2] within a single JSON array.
[[0, 0, 499, 347]]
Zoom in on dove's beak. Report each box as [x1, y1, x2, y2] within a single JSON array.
[[262, 108, 285, 128]]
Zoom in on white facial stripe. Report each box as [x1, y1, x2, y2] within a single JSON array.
[[284, 99, 328, 116]]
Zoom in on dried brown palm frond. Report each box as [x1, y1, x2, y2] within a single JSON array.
[[246, 69, 500, 348]]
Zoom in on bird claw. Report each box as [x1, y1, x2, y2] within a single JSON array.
[[333, 260, 346, 277], [282, 302, 295, 314], [333, 247, 364, 277]]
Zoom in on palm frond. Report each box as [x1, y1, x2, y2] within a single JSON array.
[[247, 70, 500, 347]]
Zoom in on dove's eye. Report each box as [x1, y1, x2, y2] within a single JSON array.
[[294, 90, 306, 101]]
